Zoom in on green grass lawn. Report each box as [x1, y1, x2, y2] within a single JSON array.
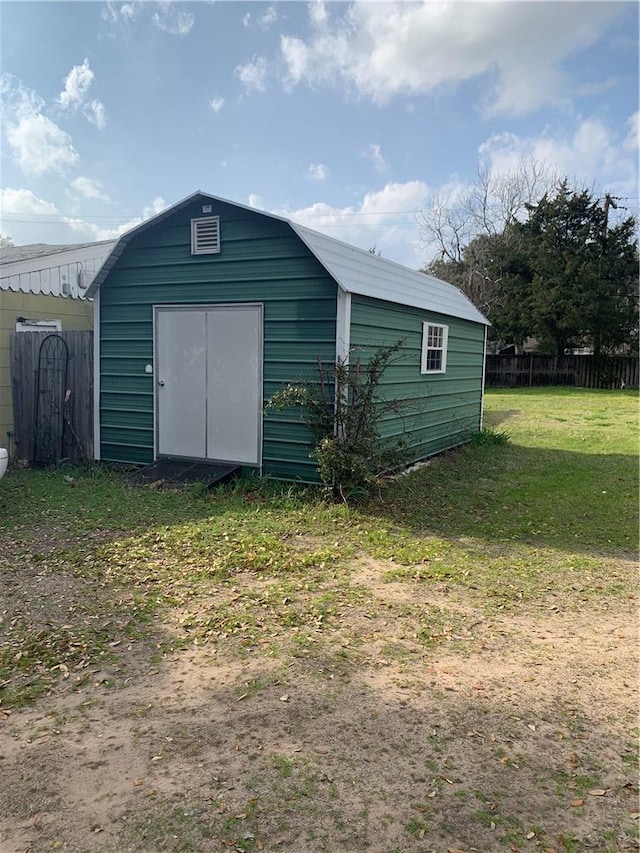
[[1, 387, 636, 704], [0, 388, 637, 853]]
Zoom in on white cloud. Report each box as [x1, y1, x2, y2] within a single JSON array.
[[308, 1, 328, 28], [259, 6, 277, 29], [102, 2, 192, 36], [264, 121, 636, 267], [152, 1, 194, 36], [280, 37, 308, 91], [236, 56, 268, 92], [279, 1, 623, 116], [209, 97, 225, 113], [2, 74, 79, 175], [270, 180, 431, 266], [1, 187, 61, 221], [101, 2, 141, 26], [624, 111, 639, 152], [58, 58, 94, 110], [241, 7, 277, 30], [0, 187, 97, 243], [365, 143, 385, 174], [70, 177, 110, 202], [479, 115, 639, 199], [87, 99, 107, 129], [7, 113, 78, 176], [57, 59, 107, 128], [0, 188, 168, 244], [248, 194, 263, 209], [1, 72, 44, 117], [308, 163, 329, 181], [119, 2, 138, 22], [107, 196, 168, 238]]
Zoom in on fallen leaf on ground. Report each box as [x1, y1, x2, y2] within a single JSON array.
[[588, 788, 606, 796], [571, 798, 584, 807]]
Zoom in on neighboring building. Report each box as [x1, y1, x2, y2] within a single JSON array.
[[0, 241, 115, 448], [88, 192, 489, 482]]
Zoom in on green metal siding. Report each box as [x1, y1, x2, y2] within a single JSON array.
[[349, 295, 485, 463], [99, 199, 336, 481]]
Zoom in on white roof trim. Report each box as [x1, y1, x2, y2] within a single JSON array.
[[87, 191, 488, 325], [1, 241, 116, 298]]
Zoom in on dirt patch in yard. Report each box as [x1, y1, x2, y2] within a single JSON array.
[[1, 549, 638, 853]]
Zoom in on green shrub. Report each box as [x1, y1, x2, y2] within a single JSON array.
[[267, 342, 410, 502]]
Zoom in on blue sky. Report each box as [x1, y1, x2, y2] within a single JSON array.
[[1, 0, 638, 267]]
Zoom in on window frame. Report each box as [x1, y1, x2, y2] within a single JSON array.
[[191, 216, 221, 255], [420, 322, 449, 374]]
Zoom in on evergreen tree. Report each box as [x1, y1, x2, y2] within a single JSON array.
[[519, 181, 638, 355], [425, 181, 638, 355]]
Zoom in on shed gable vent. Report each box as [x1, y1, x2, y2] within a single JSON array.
[[191, 216, 220, 255]]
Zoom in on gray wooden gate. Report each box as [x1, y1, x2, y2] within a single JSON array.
[[10, 330, 93, 464]]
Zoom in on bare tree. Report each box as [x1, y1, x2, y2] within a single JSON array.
[[418, 157, 560, 324], [418, 156, 559, 264], [418, 186, 473, 263]]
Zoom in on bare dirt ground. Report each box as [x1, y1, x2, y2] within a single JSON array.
[[1, 551, 638, 853]]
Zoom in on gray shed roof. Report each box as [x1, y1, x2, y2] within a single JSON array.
[[87, 191, 488, 325], [1, 240, 114, 265], [291, 224, 487, 325]]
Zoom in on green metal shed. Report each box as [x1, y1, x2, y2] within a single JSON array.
[[88, 191, 489, 482]]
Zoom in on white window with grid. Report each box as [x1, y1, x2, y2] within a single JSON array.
[[191, 216, 220, 255], [421, 323, 448, 374]]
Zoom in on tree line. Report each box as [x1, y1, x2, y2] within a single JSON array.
[[419, 163, 638, 357]]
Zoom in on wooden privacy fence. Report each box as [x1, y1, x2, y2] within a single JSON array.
[[485, 354, 639, 389], [10, 330, 93, 464], [8, 335, 636, 464]]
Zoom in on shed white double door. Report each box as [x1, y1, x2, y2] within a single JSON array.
[[155, 304, 262, 465]]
